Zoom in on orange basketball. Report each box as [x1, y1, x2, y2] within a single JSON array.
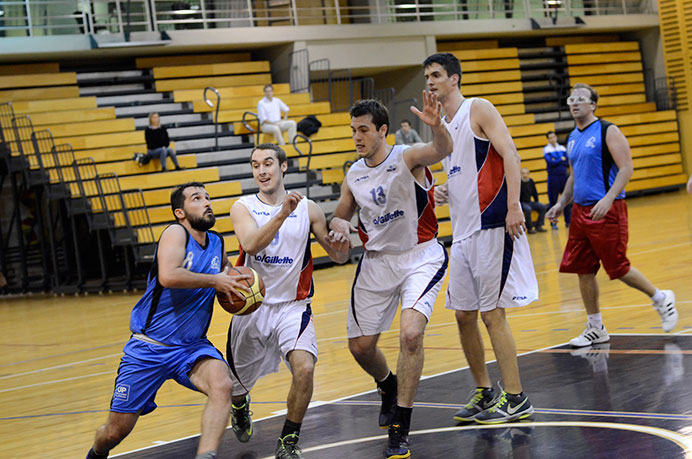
[[217, 266, 265, 315]]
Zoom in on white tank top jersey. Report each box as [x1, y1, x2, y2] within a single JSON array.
[[441, 98, 509, 242], [346, 144, 438, 252], [235, 194, 313, 303]]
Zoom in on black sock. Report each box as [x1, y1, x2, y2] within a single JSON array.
[[376, 371, 397, 395], [392, 406, 413, 432], [281, 419, 302, 438], [87, 447, 108, 459], [479, 386, 494, 396], [507, 391, 524, 399]]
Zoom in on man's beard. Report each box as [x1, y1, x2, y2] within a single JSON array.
[[188, 211, 216, 231]]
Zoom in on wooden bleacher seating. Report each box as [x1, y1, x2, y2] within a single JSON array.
[[0, 62, 60, 75], [136, 53, 252, 69]]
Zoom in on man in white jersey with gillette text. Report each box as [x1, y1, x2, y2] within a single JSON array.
[[424, 52, 538, 425], [329, 96, 453, 459], [226, 143, 350, 459]]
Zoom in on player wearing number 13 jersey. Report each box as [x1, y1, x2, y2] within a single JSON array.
[[330, 97, 453, 459]]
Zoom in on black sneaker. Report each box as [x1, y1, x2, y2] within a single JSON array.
[[384, 424, 410, 458], [453, 387, 496, 422], [475, 391, 534, 424], [231, 395, 253, 443], [275, 433, 303, 459], [378, 378, 397, 429]]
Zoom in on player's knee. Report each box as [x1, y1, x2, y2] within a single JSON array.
[[292, 358, 315, 382], [348, 338, 373, 359], [208, 374, 233, 401], [455, 309, 478, 326], [480, 308, 504, 328], [399, 327, 424, 353]]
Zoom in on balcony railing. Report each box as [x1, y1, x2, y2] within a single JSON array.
[[0, 0, 653, 37]]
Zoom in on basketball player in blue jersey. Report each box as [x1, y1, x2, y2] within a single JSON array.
[[226, 143, 350, 459], [423, 52, 537, 425], [547, 83, 678, 346], [85, 182, 250, 459], [329, 96, 453, 459]]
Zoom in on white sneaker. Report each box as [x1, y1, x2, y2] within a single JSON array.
[[654, 290, 678, 332], [570, 324, 610, 347]]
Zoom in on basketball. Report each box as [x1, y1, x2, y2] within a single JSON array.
[[217, 266, 265, 315]]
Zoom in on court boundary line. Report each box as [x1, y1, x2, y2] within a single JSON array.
[[113, 333, 691, 457], [255, 421, 692, 458]]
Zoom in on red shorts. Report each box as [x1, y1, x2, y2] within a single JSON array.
[[559, 199, 630, 280]]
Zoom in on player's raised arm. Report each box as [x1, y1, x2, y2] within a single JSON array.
[[308, 200, 351, 264], [403, 90, 454, 169], [230, 191, 303, 256]]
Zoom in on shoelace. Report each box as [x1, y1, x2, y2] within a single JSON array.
[[487, 392, 508, 414], [465, 388, 485, 408]]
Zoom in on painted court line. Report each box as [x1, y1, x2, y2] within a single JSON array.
[[257, 421, 692, 458]]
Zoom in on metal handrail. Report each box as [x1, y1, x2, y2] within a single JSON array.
[[292, 133, 313, 199], [241, 111, 261, 145], [204, 86, 221, 150], [0, 0, 652, 36]]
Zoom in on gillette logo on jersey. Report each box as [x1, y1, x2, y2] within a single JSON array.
[[254, 254, 294, 265], [448, 165, 461, 178], [373, 209, 405, 226]]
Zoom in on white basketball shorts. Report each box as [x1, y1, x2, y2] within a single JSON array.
[[445, 227, 538, 312], [226, 298, 317, 396], [348, 239, 448, 338]]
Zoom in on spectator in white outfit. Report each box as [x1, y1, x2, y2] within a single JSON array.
[[257, 84, 297, 146]]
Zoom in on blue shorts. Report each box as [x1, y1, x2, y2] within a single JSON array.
[[110, 337, 227, 415]]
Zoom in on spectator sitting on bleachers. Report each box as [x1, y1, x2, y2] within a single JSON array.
[[257, 84, 297, 146], [394, 119, 423, 145], [137, 112, 182, 171], [520, 167, 547, 233]]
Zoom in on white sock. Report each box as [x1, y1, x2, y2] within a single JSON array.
[[651, 289, 664, 305], [587, 313, 603, 329]]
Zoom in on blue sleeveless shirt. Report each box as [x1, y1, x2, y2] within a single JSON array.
[[129, 225, 225, 345], [567, 119, 625, 206]]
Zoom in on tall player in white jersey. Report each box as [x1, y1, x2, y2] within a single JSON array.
[[226, 143, 350, 459], [423, 52, 538, 424], [329, 97, 453, 459]]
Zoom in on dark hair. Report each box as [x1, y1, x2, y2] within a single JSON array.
[[171, 182, 206, 219], [423, 53, 462, 88], [251, 143, 287, 166], [350, 99, 389, 135], [545, 130, 555, 138], [401, 119, 411, 125], [572, 83, 599, 104], [263, 83, 273, 91]]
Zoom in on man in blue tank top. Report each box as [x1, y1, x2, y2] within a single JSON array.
[[547, 84, 678, 347], [86, 182, 251, 459]]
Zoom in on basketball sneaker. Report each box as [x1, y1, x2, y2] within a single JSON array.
[[385, 423, 410, 458], [654, 290, 677, 332], [475, 391, 534, 424], [275, 433, 303, 459], [231, 395, 253, 443], [453, 387, 496, 422], [569, 323, 609, 347], [378, 376, 398, 429]]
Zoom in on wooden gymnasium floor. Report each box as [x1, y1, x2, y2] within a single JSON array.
[[2, 190, 692, 458]]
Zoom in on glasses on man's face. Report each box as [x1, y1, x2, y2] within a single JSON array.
[[567, 95, 593, 105]]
